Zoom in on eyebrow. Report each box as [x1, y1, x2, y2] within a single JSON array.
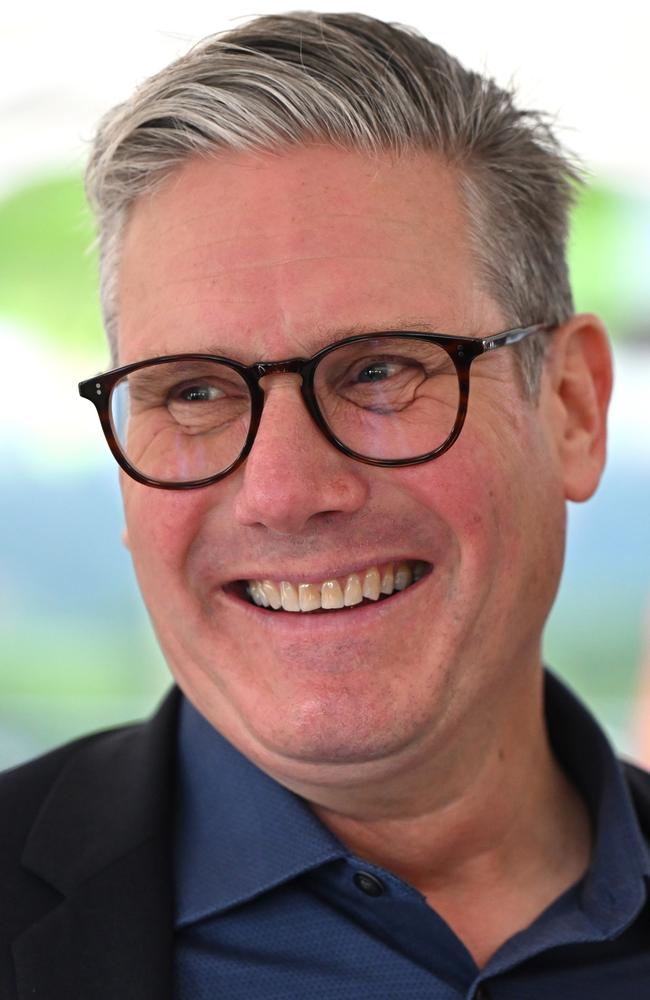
[[161, 316, 457, 363], [127, 360, 205, 398]]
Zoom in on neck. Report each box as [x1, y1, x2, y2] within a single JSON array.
[[307, 670, 592, 966]]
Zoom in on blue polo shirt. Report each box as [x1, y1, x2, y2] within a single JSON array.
[[173, 673, 650, 998]]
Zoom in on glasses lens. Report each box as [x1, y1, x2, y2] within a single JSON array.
[[110, 359, 252, 484], [314, 337, 460, 461]]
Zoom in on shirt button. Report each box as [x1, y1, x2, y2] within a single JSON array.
[[353, 871, 385, 897]]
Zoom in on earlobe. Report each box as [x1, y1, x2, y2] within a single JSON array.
[[122, 528, 130, 550], [547, 314, 613, 503]]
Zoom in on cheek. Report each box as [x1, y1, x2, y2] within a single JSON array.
[[122, 478, 205, 586], [394, 417, 560, 587], [394, 444, 504, 559]]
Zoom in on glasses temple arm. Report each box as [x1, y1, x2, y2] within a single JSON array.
[[481, 323, 553, 353]]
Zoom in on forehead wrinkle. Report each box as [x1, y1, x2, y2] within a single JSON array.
[[149, 209, 432, 267], [158, 218, 418, 262], [162, 252, 445, 287], [136, 204, 423, 261], [162, 229, 290, 255], [306, 210, 439, 232]]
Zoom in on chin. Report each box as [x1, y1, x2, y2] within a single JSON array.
[[225, 689, 429, 773]]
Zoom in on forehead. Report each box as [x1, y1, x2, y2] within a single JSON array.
[[117, 146, 504, 364]]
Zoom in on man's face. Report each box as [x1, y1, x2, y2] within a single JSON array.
[[117, 147, 569, 785]]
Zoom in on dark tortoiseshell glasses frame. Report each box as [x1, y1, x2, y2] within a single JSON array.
[[78, 324, 552, 490]]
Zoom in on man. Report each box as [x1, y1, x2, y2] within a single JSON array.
[[1, 12, 648, 999]]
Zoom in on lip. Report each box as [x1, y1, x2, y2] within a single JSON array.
[[222, 556, 431, 588]]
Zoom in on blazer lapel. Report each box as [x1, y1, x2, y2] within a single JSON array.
[[14, 689, 179, 1000]]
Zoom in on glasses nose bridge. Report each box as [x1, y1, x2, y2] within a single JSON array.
[[244, 354, 328, 465], [253, 356, 307, 382], [252, 356, 311, 407], [249, 356, 314, 429]]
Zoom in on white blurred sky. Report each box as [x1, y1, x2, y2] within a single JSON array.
[[2, 0, 650, 197], [1, 1, 649, 465]]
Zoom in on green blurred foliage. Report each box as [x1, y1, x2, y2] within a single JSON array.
[[0, 174, 105, 359], [568, 183, 649, 337], [0, 172, 644, 363]]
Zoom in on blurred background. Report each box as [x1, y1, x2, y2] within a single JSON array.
[[1, 1, 649, 770]]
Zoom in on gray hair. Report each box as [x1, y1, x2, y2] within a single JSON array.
[[86, 11, 583, 394]]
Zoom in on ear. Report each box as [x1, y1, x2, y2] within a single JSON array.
[[122, 527, 130, 550], [544, 314, 613, 502]]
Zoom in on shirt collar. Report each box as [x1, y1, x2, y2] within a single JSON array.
[[174, 672, 650, 932], [173, 699, 344, 927], [543, 671, 650, 935]]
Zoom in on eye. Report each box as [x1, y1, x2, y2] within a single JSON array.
[[355, 361, 402, 383], [173, 383, 224, 403], [349, 357, 422, 387]]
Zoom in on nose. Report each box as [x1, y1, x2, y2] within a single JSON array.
[[233, 375, 369, 534]]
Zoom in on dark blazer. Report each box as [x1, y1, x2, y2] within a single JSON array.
[[2, 687, 650, 1000], [0, 689, 178, 1000]]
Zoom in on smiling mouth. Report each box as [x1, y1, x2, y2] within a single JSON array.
[[236, 560, 430, 613]]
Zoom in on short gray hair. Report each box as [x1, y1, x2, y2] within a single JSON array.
[[86, 11, 583, 394]]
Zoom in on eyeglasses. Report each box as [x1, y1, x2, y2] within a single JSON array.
[[79, 324, 550, 490]]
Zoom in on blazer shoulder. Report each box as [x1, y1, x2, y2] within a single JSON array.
[[623, 759, 650, 794], [0, 721, 147, 865], [623, 758, 650, 839], [0, 694, 178, 999], [0, 688, 179, 872]]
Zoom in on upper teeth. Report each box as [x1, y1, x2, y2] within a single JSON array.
[[246, 560, 427, 612]]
